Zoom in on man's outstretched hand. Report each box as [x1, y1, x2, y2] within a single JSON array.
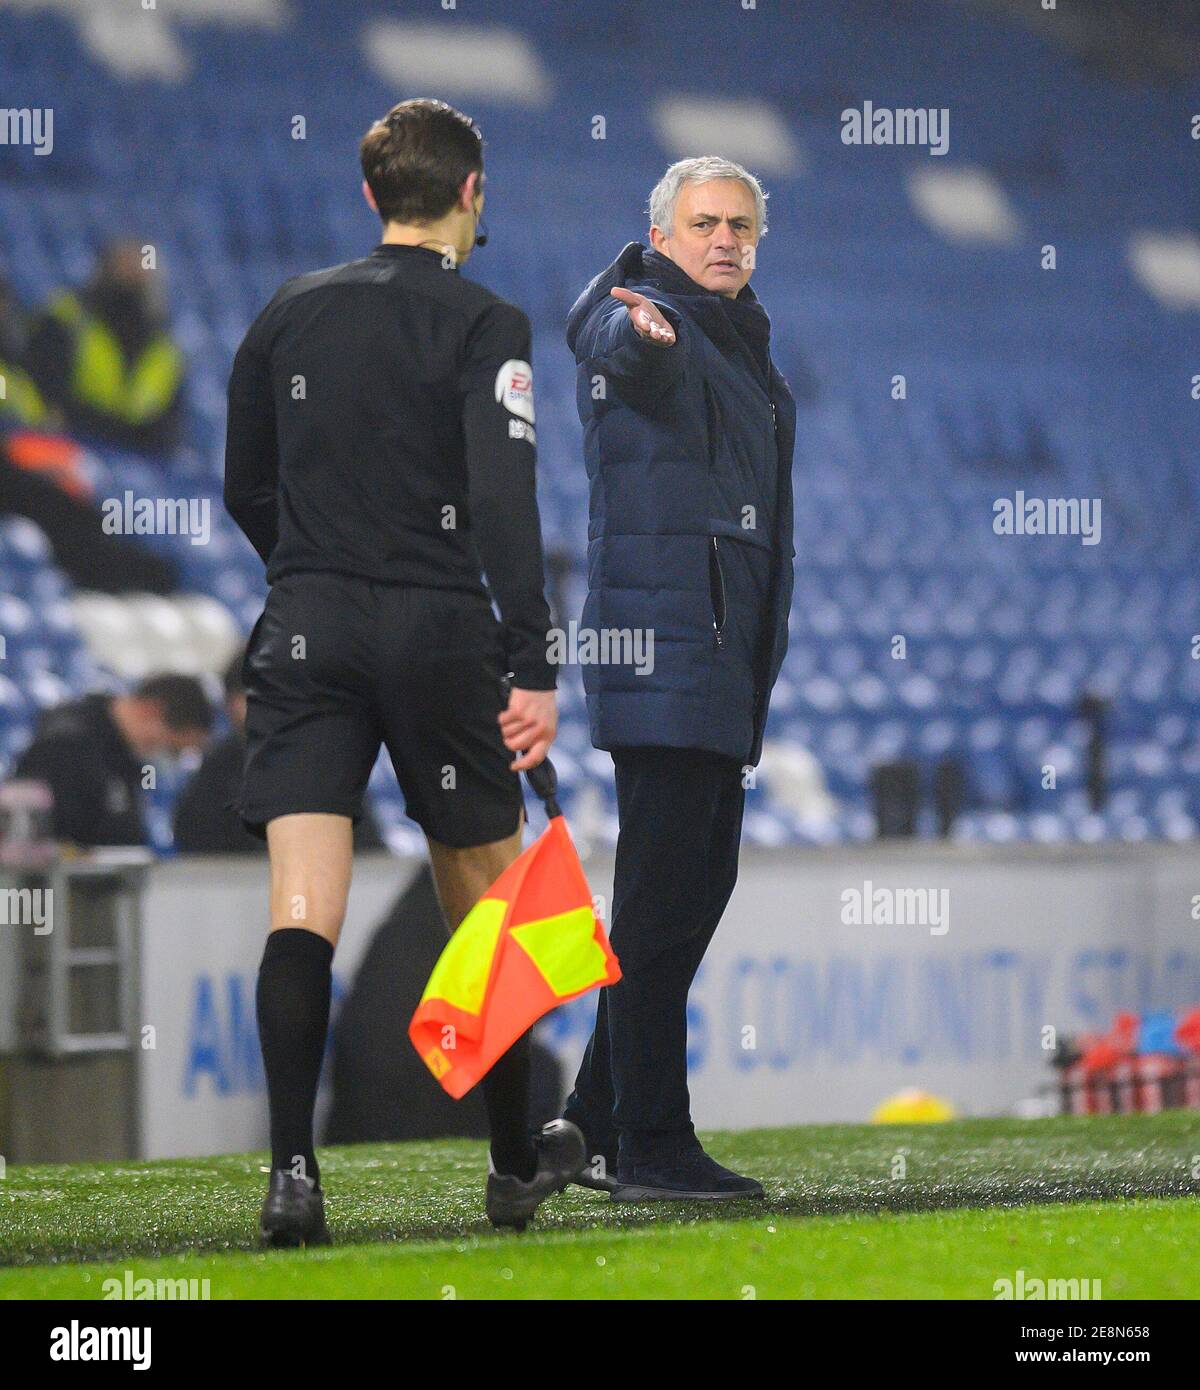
[[610, 286, 676, 346], [499, 686, 558, 772]]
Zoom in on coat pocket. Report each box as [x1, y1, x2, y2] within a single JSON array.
[[708, 535, 727, 649], [703, 382, 723, 464]]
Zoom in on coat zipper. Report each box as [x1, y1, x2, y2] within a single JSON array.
[[710, 535, 727, 649]]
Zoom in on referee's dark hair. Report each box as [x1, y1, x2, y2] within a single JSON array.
[[134, 673, 215, 733], [360, 98, 483, 227]]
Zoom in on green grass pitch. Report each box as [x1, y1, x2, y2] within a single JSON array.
[[3, 1114, 1199, 1299]]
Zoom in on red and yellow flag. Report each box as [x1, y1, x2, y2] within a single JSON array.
[[409, 814, 620, 1098]]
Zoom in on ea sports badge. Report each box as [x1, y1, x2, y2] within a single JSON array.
[[495, 359, 535, 424]]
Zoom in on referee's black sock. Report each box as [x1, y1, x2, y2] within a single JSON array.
[[256, 927, 334, 1190], [485, 1030, 537, 1182]]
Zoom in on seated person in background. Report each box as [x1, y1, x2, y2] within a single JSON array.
[[0, 276, 178, 591], [26, 239, 185, 453], [173, 651, 386, 854], [11, 674, 213, 848], [0, 275, 47, 428]]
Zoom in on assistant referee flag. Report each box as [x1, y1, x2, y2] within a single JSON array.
[[410, 810, 620, 1098]]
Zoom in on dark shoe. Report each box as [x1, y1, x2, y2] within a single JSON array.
[[259, 1170, 331, 1247], [572, 1146, 619, 1193], [561, 1102, 618, 1192], [611, 1147, 764, 1202], [486, 1119, 586, 1231]]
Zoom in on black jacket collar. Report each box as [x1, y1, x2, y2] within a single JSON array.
[[369, 243, 456, 271], [640, 248, 773, 387]]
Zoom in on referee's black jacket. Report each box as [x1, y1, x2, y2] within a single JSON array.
[[224, 243, 555, 689]]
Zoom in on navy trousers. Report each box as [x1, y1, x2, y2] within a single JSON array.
[[563, 745, 746, 1169]]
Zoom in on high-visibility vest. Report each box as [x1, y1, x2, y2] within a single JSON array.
[[0, 357, 48, 426], [48, 291, 183, 426]]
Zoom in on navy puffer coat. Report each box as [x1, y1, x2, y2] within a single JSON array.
[[565, 243, 795, 766]]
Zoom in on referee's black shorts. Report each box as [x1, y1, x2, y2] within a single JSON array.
[[238, 572, 524, 848]]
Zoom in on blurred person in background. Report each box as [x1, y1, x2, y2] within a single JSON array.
[[562, 157, 796, 1201], [0, 271, 179, 591], [10, 674, 213, 848], [27, 238, 186, 453], [173, 650, 384, 855], [0, 275, 48, 428]]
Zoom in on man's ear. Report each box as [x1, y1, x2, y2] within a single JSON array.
[[362, 179, 378, 215], [649, 224, 669, 253], [460, 169, 481, 211]]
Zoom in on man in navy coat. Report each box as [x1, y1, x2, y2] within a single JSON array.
[[563, 156, 796, 1199]]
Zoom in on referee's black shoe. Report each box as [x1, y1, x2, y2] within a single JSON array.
[[572, 1146, 619, 1193], [486, 1119, 587, 1231], [259, 1170, 331, 1248]]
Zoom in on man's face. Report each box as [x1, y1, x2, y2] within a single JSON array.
[[101, 240, 146, 292], [651, 178, 759, 298], [126, 699, 209, 760]]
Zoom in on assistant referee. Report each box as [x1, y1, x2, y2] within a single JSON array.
[[224, 99, 584, 1244]]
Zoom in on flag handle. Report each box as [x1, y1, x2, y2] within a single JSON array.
[[501, 673, 562, 818]]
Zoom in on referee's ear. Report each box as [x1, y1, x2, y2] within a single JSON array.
[[459, 169, 481, 213]]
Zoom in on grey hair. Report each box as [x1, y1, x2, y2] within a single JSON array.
[[647, 156, 769, 237]]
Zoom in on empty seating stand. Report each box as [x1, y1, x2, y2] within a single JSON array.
[[0, 0, 1196, 848]]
